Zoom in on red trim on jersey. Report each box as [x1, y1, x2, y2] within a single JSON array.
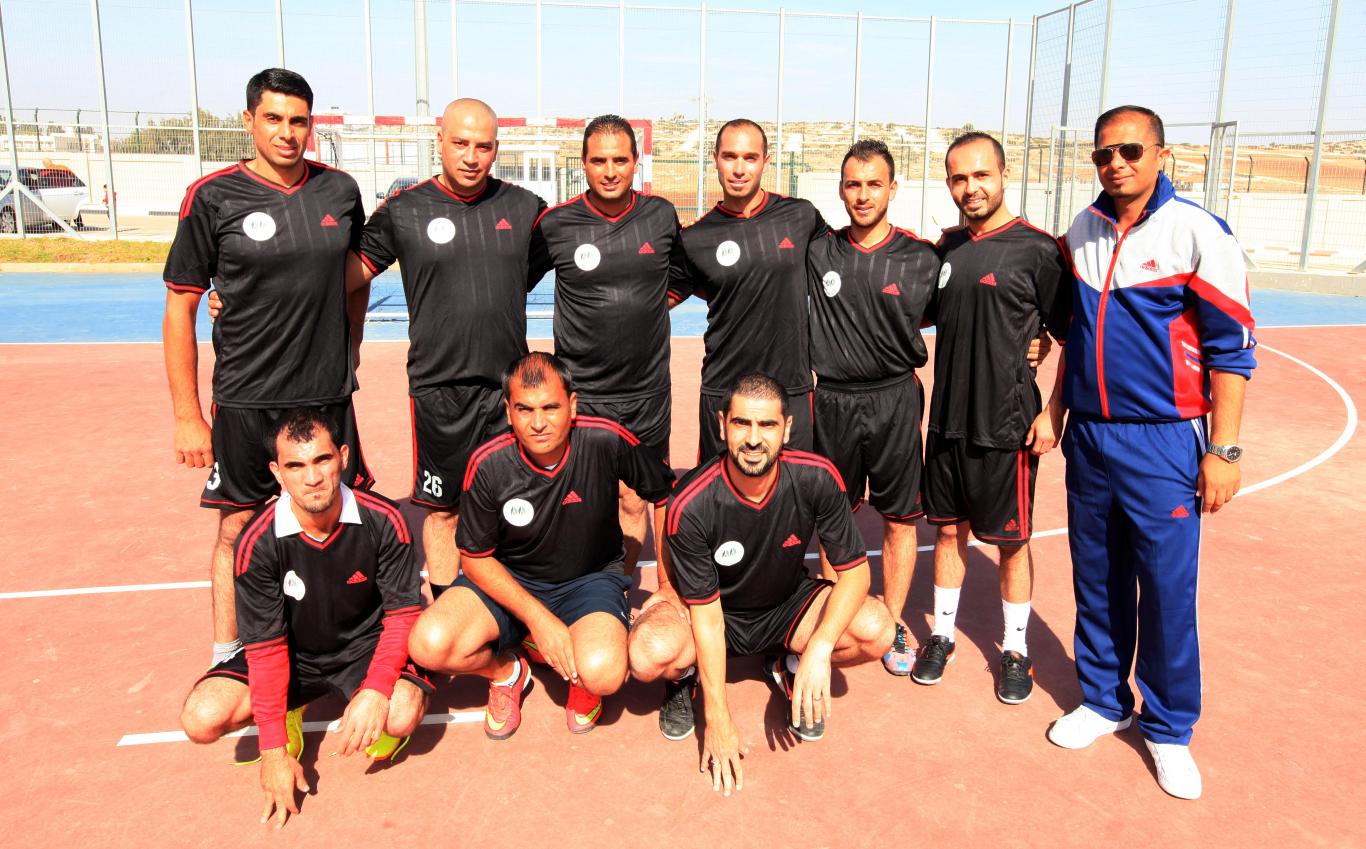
[[235, 161, 312, 196], [583, 190, 638, 223], [721, 459, 779, 512], [408, 396, 419, 501], [518, 437, 571, 480], [1189, 272, 1254, 328], [360, 607, 420, 697], [1015, 217, 1058, 240], [1095, 219, 1134, 419], [459, 546, 497, 559], [1127, 272, 1189, 289], [847, 226, 895, 254], [782, 581, 832, 648], [574, 415, 642, 446], [666, 464, 722, 535], [968, 217, 1023, 241], [683, 589, 721, 606], [357, 251, 381, 275], [165, 281, 209, 294], [830, 554, 868, 572], [354, 490, 412, 544], [533, 193, 584, 229], [234, 505, 277, 577], [178, 163, 239, 219], [463, 432, 517, 491], [879, 509, 926, 522], [713, 189, 770, 219], [779, 449, 849, 491], [297, 522, 344, 550], [245, 640, 291, 751], [1168, 307, 1206, 419], [894, 226, 934, 246], [429, 175, 490, 203]]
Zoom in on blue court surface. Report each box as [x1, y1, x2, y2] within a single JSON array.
[[0, 270, 1360, 344]]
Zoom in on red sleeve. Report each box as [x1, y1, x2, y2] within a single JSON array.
[[245, 637, 290, 750], [360, 607, 420, 696]]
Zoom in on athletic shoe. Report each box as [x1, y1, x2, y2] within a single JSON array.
[[484, 654, 532, 741], [765, 654, 824, 742], [364, 732, 411, 762], [565, 682, 602, 734], [658, 675, 697, 741], [996, 651, 1035, 704], [1144, 739, 1203, 800], [1047, 704, 1133, 749], [234, 706, 305, 766], [881, 622, 912, 676], [911, 635, 956, 685], [521, 637, 547, 667]]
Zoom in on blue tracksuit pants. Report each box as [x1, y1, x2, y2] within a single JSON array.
[[1062, 416, 1205, 745]]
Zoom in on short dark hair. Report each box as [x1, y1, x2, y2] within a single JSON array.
[[842, 139, 896, 183], [503, 351, 574, 398], [246, 68, 314, 113], [714, 118, 769, 156], [945, 131, 1005, 172], [722, 372, 788, 418], [1094, 104, 1165, 147], [269, 407, 341, 458], [582, 114, 638, 159]]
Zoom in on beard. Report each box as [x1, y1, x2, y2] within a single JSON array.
[[296, 487, 338, 514], [731, 444, 779, 478], [959, 185, 1004, 220]]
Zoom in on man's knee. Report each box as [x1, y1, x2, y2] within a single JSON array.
[[386, 681, 428, 738], [575, 643, 628, 695], [936, 521, 962, 542], [424, 509, 458, 532], [847, 597, 895, 659], [180, 683, 242, 744], [215, 508, 252, 550], [408, 598, 487, 672], [628, 603, 690, 682]]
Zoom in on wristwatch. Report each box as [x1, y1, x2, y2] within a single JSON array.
[[1207, 444, 1243, 463]]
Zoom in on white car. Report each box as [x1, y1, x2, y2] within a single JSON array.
[[0, 166, 88, 231]]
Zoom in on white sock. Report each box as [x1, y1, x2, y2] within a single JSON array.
[[932, 586, 961, 639], [211, 640, 242, 665], [495, 657, 522, 687], [785, 653, 801, 675], [1002, 600, 1032, 656]]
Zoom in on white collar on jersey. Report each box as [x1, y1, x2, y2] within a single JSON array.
[[274, 483, 363, 539]]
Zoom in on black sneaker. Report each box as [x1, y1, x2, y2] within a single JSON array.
[[911, 635, 956, 685], [766, 654, 825, 742], [659, 675, 697, 741], [997, 651, 1034, 704]]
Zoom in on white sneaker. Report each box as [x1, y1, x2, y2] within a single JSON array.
[[1047, 704, 1133, 749], [1145, 739, 1203, 800]]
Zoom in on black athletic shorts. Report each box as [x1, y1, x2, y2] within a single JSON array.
[[923, 432, 1039, 545], [410, 383, 508, 510], [577, 388, 671, 465], [454, 569, 633, 655], [200, 646, 434, 705], [200, 399, 373, 511], [814, 372, 925, 521], [723, 576, 833, 657], [697, 387, 815, 462]]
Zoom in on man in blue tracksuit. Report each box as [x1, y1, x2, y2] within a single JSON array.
[[1049, 105, 1256, 801]]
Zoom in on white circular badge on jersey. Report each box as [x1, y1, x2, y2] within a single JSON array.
[[715, 240, 742, 267], [427, 217, 455, 244], [503, 498, 535, 527], [282, 570, 306, 601], [242, 211, 277, 242], [938, 262, 953, 289], [574, 243, 601, 271], [821, 270, 842, 298], [713, 540, 745, 567]]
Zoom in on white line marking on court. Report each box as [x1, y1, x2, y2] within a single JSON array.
[[0, 580, 210, 599], [116, 710, 485, 747]]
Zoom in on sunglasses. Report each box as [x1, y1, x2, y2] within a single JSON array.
[[1090, 143, 1158, 167]]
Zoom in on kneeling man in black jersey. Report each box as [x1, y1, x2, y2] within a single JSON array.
[[408, 352, 673, 738], [180, 409, 431, 830], [628, 373, 893, 794]]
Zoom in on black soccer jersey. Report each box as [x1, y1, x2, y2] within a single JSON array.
[[807, 226, 940, 383], [667, 450, 867, 613], [678, 192, 830, 393], [163, 160, 363, 407], [457, 417, 675, 583], [358, 177, 547, 392], [530, 192, 688, 400], [928, 218, 1073, 448]]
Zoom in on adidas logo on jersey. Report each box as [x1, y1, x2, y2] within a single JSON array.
[[562, 491, 583, 506], [782, 534, 802, 548], [1171, 505, 1190, 518], [1141, 259, 1160, 272], [881, 282, 901, 296], [320, 213, 338, 227], [639, 242, 655, 254], [1004, 518, 1019, 532], [979, 272, 997, 286], [346, 571, 368, 585], [496, 218, 512, 231], [778, 237, 795, 249]]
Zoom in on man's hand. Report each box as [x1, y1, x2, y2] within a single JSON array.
[[1026, 406, 1062, 456], [640, 585, 691, 624], [335, 688, 389, 757], [700, 711, 746, 796], [174, 416, 214, 468], [1198, 453, 1241, 513], [528, 611, 577, 682], [258, 747, 309, 830], [1025, 332, 1052, 367], [207, 289, 223, 322], [790, 644, 833, 730]]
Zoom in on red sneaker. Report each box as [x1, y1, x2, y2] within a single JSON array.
[[565, 682, 602, 734], [484, 654, 532, 741], [521, 638, 548, 667]]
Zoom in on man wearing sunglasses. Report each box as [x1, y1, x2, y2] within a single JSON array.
[[1048, 105, 1256, 801]]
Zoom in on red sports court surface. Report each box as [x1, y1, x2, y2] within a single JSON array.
[[0, 327, 1361, 847]]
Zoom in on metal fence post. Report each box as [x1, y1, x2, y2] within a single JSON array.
[[91, 0, 118, 239], [695, 3, 706, 218], [365, 0, 378, 203], [184, 0, 202, 177], [920, 17, 935, 234], [618, 0, 625, 114], [535, 0, 543, 120], [1097, 0, 1113, 113], [275, 0, 285, 67], [1299, 0, 1341, 271], [1001, 19, 1013, 156], [1051, 3, 1076, 234], [852, 12, 862, 144], [1020, 16, 1038, 218], [0, 1, 27, 237], [775, 7, 785, 194], [450, 0, 459, 98]]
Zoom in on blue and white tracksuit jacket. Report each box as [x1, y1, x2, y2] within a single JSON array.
[[1061, 172, 1256, 743]]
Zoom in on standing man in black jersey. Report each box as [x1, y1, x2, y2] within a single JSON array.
[[352, 98, 548, 600], [163, 69, 373, 665], [912, 132, 1071, 705], [628, 373, 892, 792], [408, 353, 673, 738], [806, 140, 940, 676], [530, 115, 689, 570], [676, 119, 830, 459]]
